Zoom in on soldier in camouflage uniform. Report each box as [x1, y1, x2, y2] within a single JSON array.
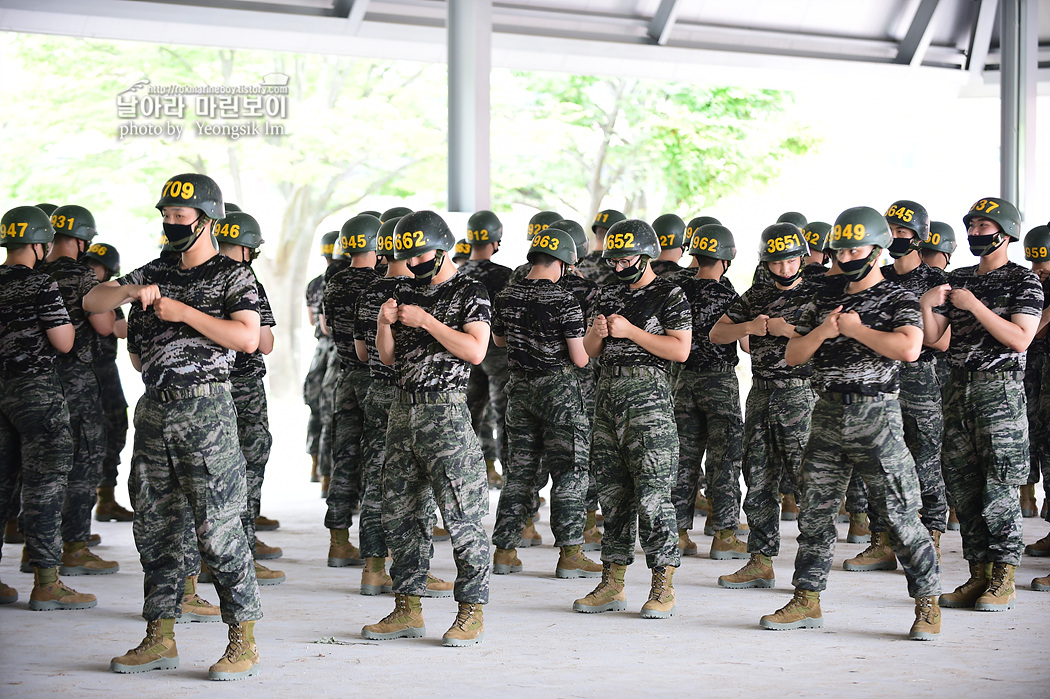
[[0, 205, 95, 610], [921, 198, 1043, 613], [1021, 226, 1050, 570], [711, 223, 816, 589], [83, 242, 135, 524], [761, 206, 941, 641], [844, 201, 949, 572], [38, 205, 120, 576], [507, 210, 563, 286], [490, 226, 600, 579], [673, 224, 745, 560], [362, 210, 491, 647], [649, 214, 687, 278], [750, 213, 807, 288], [87, 173, 263, 680], [574, 209, 626, 287], [215, 211, 284, 586], [452, 238, 471, 264], [304, 230, 339, 483], [573, 219, 691, 619], [800, 221, 833, 283], [317, 237, 353, 497]]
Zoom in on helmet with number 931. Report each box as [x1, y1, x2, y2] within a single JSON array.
[[49, 205, 97, 242], [686, 223, 736, 261], [759, 222, 809, 262], [214, 211, 264, 249], [155, 173, 224, 220], [602, 219, 660, 260], [467, 210, 502, 244], [1, 206, 56, 247], [652, 213, 686, 250], [829, 206, 891, 250], [1024, 225, 1050, 262], [527, 226, 576, 266], [392, 210, 455, 261], [884, 199, 931, 241], [962, 197, 1021, 240], [338, 214, 382, 255]]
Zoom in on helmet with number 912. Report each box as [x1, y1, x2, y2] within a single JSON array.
[[884, 199, 931, 241], [549, 219, 588, 261], [686, 224, 736, 261], [652, 213, 686, 250], [602, 219, 660, 260], [829, 206, 892, 250], [1024, 225, 1050, 262], [962, 197, 1021, 240], [338, 214, 382, 255], [527, 210, 563, 240], [49, 205, 97, 242], [759, 223, 809, 262], [155, 173, 224, 220], [527, 227, 577, 266], [214, 211, 264, 249], [467, 210, 502, 244], [1, 206, 56, 247], [83, 242, 121, 276], [392, 210, 455, 261], [592, 209, 626, 234], [376, 217, 402, 259]]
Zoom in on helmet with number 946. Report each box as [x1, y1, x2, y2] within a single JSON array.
[[49, 205, 97, 242], [467, 210, 502, 244], [83, 242, 121, 276], [527, 226, 576, 266], [829, 206, 891, 250], [1024, 225, 1050, 262], [652, 213, 686, 250], [962, 197, 1021, 240], [884, 199, 931, 241], [1, 206, 56, 247], [214, 211, 264, 249], [338, 214, 382, 255], [602, 219, 660, 260], [686, 223, 736, 261], [392, 210, 455, 261], [155, 173, 224, 220], [527, 210, 563, 241], [759, 222, 809, 262]]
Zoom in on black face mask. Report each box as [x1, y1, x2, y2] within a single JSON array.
[[767, 262, 803, 287], [838, 249, 881, 282], [407, 250, 444, 285], [968, 233, 1004, 257], [887, 237, 915, 259], [613, 257, 648, 284], [162, 216, 205, 253]]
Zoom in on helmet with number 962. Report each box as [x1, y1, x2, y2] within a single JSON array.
[[338, 214, 382, 255], [155, 173, 224, 220], [467, 210, 502, 244], [527, 226, 577, 266], [686, 224, 736, 261], [527, 210, 563, 241], [962, 197, 1021, 240], [1, 206, 56, 247], [759, 223, 809, 262], [1024, 225, 1050, 262], [652, 213, 686, 250], [392, 210, 455, 261], [884, 199, 931, 241], [49, 205, 97, 242], [83, 242, 121, 276], [214, 211, 264, 249], [829, 206, 891, 250], [602, 219, 660, 260]]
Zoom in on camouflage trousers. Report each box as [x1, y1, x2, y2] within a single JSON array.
[[1041, 358, 1050, 514], [592, 368, 680, 569], [673, 369, 743, 532], [1024, 352, 1047, 487], [56, 360, 105, 543], [579, 363, 599, 512], [231, 375, 273, 554], [94, 359, 128, 488], [383, 394, 490, 603], [129, 389, 261, 623], [741, 381, 815, 557], [942, 373, 1028, 565], [303, 334, 333, 457], [325, 366, 370, 531], [492, 370, 590, 550], [794, 393, 940, 598], [844, 472, 868, 515], [467, 345, 509, 464], [359, 381, 401, 559], [317, 346, 340, 478], [0, 372, 73, 569]]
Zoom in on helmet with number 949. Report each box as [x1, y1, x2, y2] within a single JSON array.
[[527, 210, 563, 241], [338, 214, 382, 255], [759, 222, 809, 262], [652, 213, 686, 250], [884, 199, 931, 241], [49, 205, 97, 242], [1, 206, 56, 247], [214, 211, 264, 249], [467, 210, 502, 244], [829, 206, 892, 250], [155, 173, 224, 220], [686, 224, 736, 261], [1024, 225, 1050, 262], [962, 197, 1021, 240], [392, 210, 455, 261], [527, 226, 576, 266], [602, 219, 660, 260]]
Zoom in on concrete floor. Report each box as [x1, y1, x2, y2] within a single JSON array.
[[2, 398, 1048, 698]]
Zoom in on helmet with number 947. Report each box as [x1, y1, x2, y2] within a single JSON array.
[[1024, 225, 1050, 262], [392, 210, 455, 261], [155, 173, 224, 220], [49, 205, 97, 242], [962, 197, 1021, 240], [527, 210, 563, 241], [338, 214, 382, 255], [601, 219, 660, 260], [652, 213, 686, 250], [686, 224, 736, 261], [1, 206, 56, 247], [83, 242, 121, 276], [467, 210, 502, 244], [214, 211, 264, 249], [759, 222, 809, 262], [829, 206, 891, 250], [884, 199, 931, 241], [527, 227, 576, 266]]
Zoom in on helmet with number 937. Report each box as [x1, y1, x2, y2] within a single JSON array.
[[884, 199, 931, 241], [962, 197, 1021, 240], [214, 211, 264, 249], [686, 224, 736, 261], [829, 206, 891, 250], [338, 214, 382, 255], [759, 222, 809, 262], [527, 226, 576, 266], [392, 210, 455, 261], [1024, 225, 1050, 262], [652, 213, 686, 250], [602, 219, 660, 260], [467, 210, 502, 244], [155, 173, 224, 220], [1, 206, 56, 247]]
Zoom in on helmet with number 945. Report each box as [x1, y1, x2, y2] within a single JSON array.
[[602, 219, 660, 260], [686, 224, 736, 261], [155, 173, 224, 220], [884, 199, 931, 241], [962, 197, 1021, 240], [214, 211, 264, 249], [1024, 225, 1050, 262], [829, 206, 892, 250], [49, 205, 97, 242], [338, 214, 382, 255], [759, 222, 809, 262], [392, 210, 455, 261], [1, 206, 56, 247], [467, 210, 502, 244], [527, 226, 576, 266]]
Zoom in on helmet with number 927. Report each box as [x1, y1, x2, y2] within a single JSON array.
[[392, 210, 456, 261], [652, 213, 686, 250], [829, 206, 892, 250], [759, 222, 809, 262], [527, 226, 576, 266]]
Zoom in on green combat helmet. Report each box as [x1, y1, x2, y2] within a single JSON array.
[[802, 221, 833, 254], [377, 217, 402, 260], [527, 226, 577, 266], [884, 200, 931, 241], [592, 209, 626, 234], [359, 210, 381, 219], [155, 173, 225, 220], [528, 211, 563, 241], [759, 222, 809, 262], [686, 223, 736, 261], [1024, 225, 1050, 262], [35, 203, 59, 217], [50, 205, 98, 242], [467, 210, 503, 244], [602, 219, 659, 284], [549, 219, 588, 261], [392, 210, 455, 260], [224, 203, 242, 213], [922, 221, 957, 255], [320, 230, 339, 259], [685, 216, 722, 245], [215, 211, 264, 249], [1, 205, 56, 247], [337, 214, 382, 256], [830, 206, 891, 282], [652, 214, 686, 250], [777, 211, 808, 229], [83, 242, 121, 277], [381, 206, 413, 223], [963, 197, 1021, 240], [453, 238, 472, 262]]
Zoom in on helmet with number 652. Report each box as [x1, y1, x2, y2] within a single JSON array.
[[1024, 225, 1050, 262], [962, 197, 1021, 240], [50, 205, 97, 242], [214, 211, 264, 249], [829, 206, 891, 250], [602, 219, 660, 260], [392, 210, 455, 261], [467, 210, 502, 244], [1, 206, 56, 247], [337, 214, 382, 256], [155, 173, 224, 220], [686, 224, 736, 261], [884, 199, 930, 241], [527, 227, 576, 266], [759, 223, 809, 262]]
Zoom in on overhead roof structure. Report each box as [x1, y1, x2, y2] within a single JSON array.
[[1, 0, 1044, 211]]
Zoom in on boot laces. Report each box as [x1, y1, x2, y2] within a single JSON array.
[[986, 566, 1009, 595], [783, 588, 811, 612], [136, 620, 164, 652], [451, 603, 477, 630], [223, 625, 247, 661], [648, 568, 668, 601], [915, 597, 935, 623]]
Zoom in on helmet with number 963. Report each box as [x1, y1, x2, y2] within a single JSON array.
[[527, 226, 576, 266], [686, 224, 736, 260], [376, 217, 402, 259], [759, 223, 809, 262], [452, 238, 471, 261], [829, 206, 891, 250], [392, 210, 455, 261], [602, 219, 660, 260]]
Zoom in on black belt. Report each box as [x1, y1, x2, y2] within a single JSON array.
[[752, 377, 810, 390], [145, 382, 230, 403], [392, 389, 466, 405], [683, 363, 734, 374], [952, 369, 1023, 382], [819, 390, 896, 405]]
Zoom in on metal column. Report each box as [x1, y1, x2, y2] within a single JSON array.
[[447, 0, 491, 212], [999, 0, 1037, 219]]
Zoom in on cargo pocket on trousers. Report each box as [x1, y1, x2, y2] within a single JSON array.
[[978, 382, 1029, 486]]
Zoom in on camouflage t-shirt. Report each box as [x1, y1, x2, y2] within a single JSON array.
[[456, 259, 512, 301], [752, 263, 774, 288], [936, 261, 1044, 372], [324, 266, 379, 366], [881, 262, 947, 363], [492, 279, 585, 372], [725, 281, 815, 381], [576, 250, 618, 287], [232, 273, 275, 379], [795, 279, 921, 394], [119, 254, 259, 389], [560, 272, 599, 318], [677, 276, 740, 371], [306, 273, 325, 340], [649, 259, 683, 278], [0, 265, 71, 376], [591, 276, 691, 371], [392, 273, 490, 393], [507, 262, 532, 287], [1028, 277, 1050, 358], [97, 306, 125, 363], [37, 256, 101, 365], [803, 263, 830, 282], [354, 275, 408, 383]]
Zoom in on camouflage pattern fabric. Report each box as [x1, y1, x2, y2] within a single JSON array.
[[231, 374, 272, 553], [507, 262, 530, 286], [575, 250, 618, 287], [742, 383, 815, 556], [354, 276, 407, 385], [724, 282, 815, 382], [675, 276, 739, 371], [845, 472, 868, 515], [492, 279, 585, 371], [95, 354, 129, 488], [589, 277, 691, 370], [793, 394, 940, 598], [306, 273, 325, 340], [561, 272, 600, 510], [466, 367, 499, 462], [0, 373, 73, 569], [359, 380, 396, 558], [325, 365, 371, 529], [560, 272, 599, 317], [1024, 351, 1044, 485], [129, 391, 261, 623], [231, 273, 274, 380], [649, 259, 683, 278], [316, 347, 340, 478], [324, 266, 379, 367], [942, 374, 1029, 564], [881, 263, 947, 362], [303, 334, 333, 458], [37, 256, 102, 365], [1039, 357, 1050, 509], [56, 361, 105, 543], [803, 263, 830, 282], [0, 265, 70, 376]]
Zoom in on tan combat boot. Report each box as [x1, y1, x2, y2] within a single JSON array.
[[424, 573, 454, 598], [254, 515, 280, 531], [60, 541, 119, 575], [433, 525, 451, 542], [940, 560, 991, 608], [520, 518, 542, 547], [94, 486, 134, 522], [556, 545, 602, 579], [29, 567, 97, 611], [254, 537, 283, 560], [843, 531, 896, 571], [582, 510, 602, 551], [1032, 574, 1050, 591], [846, 513, 871, 544], [361, 557, 393, 596], [718, 553, 775, 589], [1025, 532, 1050, 557], [361, 594, 425, 640], [759, 588, 823, 630], [4, 518, 23, 544], [443, 602, 484, 647], [309, 454, 320, 483], [710, 529, 748, 560], [694, 492, 710, 516], [208, 621, 260, 680], [640, 566, 676, 619], [485, 459, 504, 489], [0, 578, 17, 604], [320, 474, 331, 499], [493, 547, 522, 575], [254, 561, 285, 586], [328, 528, 364, 567], [947, 507, 960, 531], [975, 562, 1016, 611], [110, 619, 179, 673], [931, 530, 942, 564], [179, 574, 221, 623], [678, 529, 698, 556], [572, 562, 627, 613], [909, 595, 941, 641], [1020, 484, 1038, 518], [780, 493, 799, 521]]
